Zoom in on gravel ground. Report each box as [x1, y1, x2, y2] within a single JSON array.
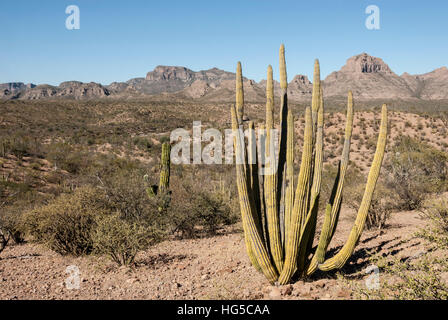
[[0, 210, 428, 300]]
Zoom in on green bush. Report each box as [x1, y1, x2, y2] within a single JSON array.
[[0, 208, 25, 244], [418, 198, 448, 248], [92, 170, 168, 265], [386, 137, 448, 210], [23, 186, 108, 255], [23, 169, 169, 263], [93, 214, 163, 265], [169, 179, 237, 238]]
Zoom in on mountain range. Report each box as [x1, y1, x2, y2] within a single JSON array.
[[2, 53, 448, 102]]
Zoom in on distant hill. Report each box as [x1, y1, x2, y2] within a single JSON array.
[[2, 54, 448, 102]]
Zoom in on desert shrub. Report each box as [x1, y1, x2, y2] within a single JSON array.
[[93, 213, 163, 265], [45, 142, 94, 174], [169, 179, 238, 238], [0, 183, 44, 245], [0, 135, 43, 159], [191, 190, 236, 233], [100, 169, 167, 221], [0, 208, 25, 244], [346, 181, 396, 230], [23, 186, 108, 255], [0, 227, 10, 256], [132, 136, 153, 151], [358, 255, 448, 300], [321, 164, 396, 230], [91, 170, 168, 265], [357, 197, 448, 300], [417, 198, 448, 248], [23, 168, 169, 263], [385, 137, 448, 210]]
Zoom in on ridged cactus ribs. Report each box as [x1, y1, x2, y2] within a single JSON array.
[[231, 45, 388, 284]]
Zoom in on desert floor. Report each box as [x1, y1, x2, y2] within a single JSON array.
[[0, 209, 431, 300]]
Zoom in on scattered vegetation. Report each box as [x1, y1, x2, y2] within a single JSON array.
[[385, 136, 448, 210]]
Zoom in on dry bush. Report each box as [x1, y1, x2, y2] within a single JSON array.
[[93, 213, 163, 266], [417, 198, 448, 248], [23, 168, 170, 264], [351, 183, 395, 230], [0, 207, 26, 245], [168, 174, 238, 239], [93, 170, 169, 265], [23, 186, 108, 255], [0, 227, 9, 256], [385, 137, 448, 210], [359, 198, 448, 300], [0, 135, 43, 159]]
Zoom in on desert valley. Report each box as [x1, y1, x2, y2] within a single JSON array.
[[1, 50, 448, 300]]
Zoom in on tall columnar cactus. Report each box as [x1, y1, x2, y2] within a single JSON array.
[[159, 142, 171, 193], [146, 142, 171, 198], [231, 45, 388, 285]]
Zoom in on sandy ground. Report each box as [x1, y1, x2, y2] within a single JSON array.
[[0, 209, 430, 300]]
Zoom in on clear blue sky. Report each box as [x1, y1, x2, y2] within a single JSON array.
[[1, 0, 447, 85]]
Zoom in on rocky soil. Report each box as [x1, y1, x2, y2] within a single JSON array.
[[0, 209, 431, 300]]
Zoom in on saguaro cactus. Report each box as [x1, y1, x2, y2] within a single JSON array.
[[231, 45, 388, 285]]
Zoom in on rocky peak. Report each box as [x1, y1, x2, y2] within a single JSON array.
[[340, 53, 392, 74], [290, 75, 312, 85], [425, 66, 448, 76], [0, 82, 35, 91], [146, 66, 195, 81]]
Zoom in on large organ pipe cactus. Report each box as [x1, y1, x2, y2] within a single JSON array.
[[231, 45, 388, 284]]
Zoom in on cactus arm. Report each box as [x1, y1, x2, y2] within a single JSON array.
[[236, 62, 244, 124], [231, 105, 279, 283], [297, 86, 324, 273], [311, 59, 321, 134], [320, 92, 354, 251], [243, 223, 263, 273], [328, 91, 354, 234], [306, 203, 333, 275], [277, 44, 289, 247], [305, 91, 354, 275], [284, 109, 294, 247], [248, 121, 264, 237], [319, 104, 388, 271], [258, 124, 270, 248], [159, 142, 171, 193], [278, 107, 313, 284], [264, 65, 284, 272], [279, 44, 287, 91]]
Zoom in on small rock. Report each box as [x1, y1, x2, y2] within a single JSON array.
[[201, 274, 210, 281], [314, 279, 326, 288], [126, 278, 139, 284], [280, 284, 293, 296], [268, 286, 281, 299], [440, 272, 448, 286], [336, 288, 351, 299], [242, 289, 251, 298]]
